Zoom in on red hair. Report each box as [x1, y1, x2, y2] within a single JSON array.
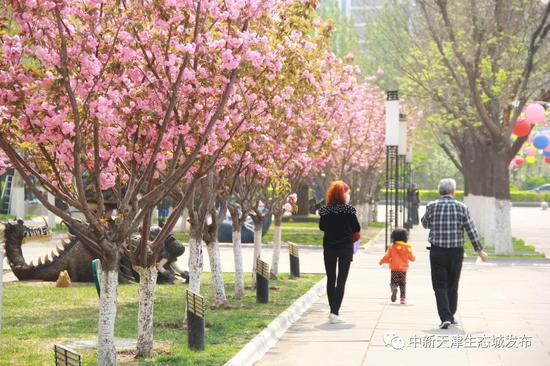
[[325, 180, 350, 205]]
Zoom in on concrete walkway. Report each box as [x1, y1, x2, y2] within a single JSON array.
[[256, 226, 550, 366]]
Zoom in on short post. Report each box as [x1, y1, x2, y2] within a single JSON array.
[[256, 258, 269, 304], [288, 242, 300, 278], [91, 259, 101, 297], [187, 290, 205, 351]]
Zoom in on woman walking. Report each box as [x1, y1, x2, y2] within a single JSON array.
[[319, 181, 361, 323]]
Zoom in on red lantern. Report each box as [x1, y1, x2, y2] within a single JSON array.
[[513, 119, 532, 137], [515, 157, 525, 167]]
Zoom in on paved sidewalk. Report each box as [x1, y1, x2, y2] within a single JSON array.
[[256, 226, 550, 366]]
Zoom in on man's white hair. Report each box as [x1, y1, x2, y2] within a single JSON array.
[[438, 178, 456, 196]]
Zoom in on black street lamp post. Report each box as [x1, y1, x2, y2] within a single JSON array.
[[385, 91, 400, 250]]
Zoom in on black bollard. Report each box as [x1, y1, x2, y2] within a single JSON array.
[[256, 258, 269, 304], [288, 242, 300, 278], [187, 290, 205, 350]]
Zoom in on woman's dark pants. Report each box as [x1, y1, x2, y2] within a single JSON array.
[[323, 252, 352, 315]]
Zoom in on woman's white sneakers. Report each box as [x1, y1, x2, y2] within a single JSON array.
[[329, 313, 344, 324]]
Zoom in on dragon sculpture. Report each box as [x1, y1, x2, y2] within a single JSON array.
[[2, 219, 188, 283]]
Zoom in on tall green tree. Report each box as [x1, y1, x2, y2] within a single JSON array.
[[364, 0, 550, 253]]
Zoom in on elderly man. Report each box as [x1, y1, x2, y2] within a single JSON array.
[[421, 178, 488, 329]]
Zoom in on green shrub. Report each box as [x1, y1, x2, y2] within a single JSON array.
[[282, 215, 319, 223], [522, 176, 549, 190], [378, 189, 550, 202]]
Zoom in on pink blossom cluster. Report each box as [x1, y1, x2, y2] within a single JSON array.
[[0, 0, 410, 214]]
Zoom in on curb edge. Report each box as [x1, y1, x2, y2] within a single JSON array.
[[223, 276, 327, 366]]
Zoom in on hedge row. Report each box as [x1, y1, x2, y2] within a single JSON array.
[[378, 189, 550, 202]]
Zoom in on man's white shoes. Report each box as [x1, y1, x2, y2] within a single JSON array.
[[329, 313, 344, 324]]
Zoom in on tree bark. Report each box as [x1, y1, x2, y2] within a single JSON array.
[[179, 208, 189, 233], [270, 214, 283, 280], [206, 240, 228, 308], [461, 141, 513, 254], [251, 222, 263, 289], [135, 266, 158, 357], [232, 229, 245, 299], [188, 235, 203, 294], [296, 184, 309, 215], [98, 270, 118, 366]]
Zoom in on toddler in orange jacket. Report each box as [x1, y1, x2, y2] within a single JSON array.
[[379, 227, 415, 304]]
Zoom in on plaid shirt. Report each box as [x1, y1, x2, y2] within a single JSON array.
[[421, 195, 483, 252]]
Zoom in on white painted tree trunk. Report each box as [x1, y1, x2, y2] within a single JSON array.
[[206, 240, 228, 307], [251, 227, 262, 289], [270, 224, 282, 279], [464, 195, 512, 254], [98, 270, 118, 366], [483, 197, 496, 247], [180, 208, 189, 233], [151, 208, 159, 227], [464, 195, 485, 238], [493, 199, 513, 254], [373, 202, 379, 223], [464, 195, 490, 243], [363, 203, 371, 226], [135, 266, 158, 357], [188, 236, 203, 294], [232, 230, 245, 299]]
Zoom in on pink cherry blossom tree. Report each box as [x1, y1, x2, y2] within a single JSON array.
[[0, 0, 282, 362]]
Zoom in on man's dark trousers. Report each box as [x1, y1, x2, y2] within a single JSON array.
[[429, 246, 464, 322]]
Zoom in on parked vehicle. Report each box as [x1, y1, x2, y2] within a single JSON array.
[[530, 184, 550, 193]]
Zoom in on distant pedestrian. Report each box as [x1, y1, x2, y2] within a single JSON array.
[[410, 185, 420, 225], [379, 227, 415, 304], [319, 180, 361, 323], [421, 178, 488, 329]]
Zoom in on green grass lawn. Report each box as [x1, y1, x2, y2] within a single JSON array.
[[1, 273, 322, 366], [173, 220, 384, 247], [0, 213, 41, 221], [262, 220, 383, 247], [465, 237, 546, 258]]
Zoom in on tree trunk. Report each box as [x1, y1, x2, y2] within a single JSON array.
[[251, 222, 262, 289], [180, 208, 189, 233], [296, 184, 309, 215], [356, 203, 370, 228], [135, 266, 158, 358], [490, 153, 513, 254], [232, 229, 245, 299], [98, 270, 118, 366], [188, 234, 203, 294], [206, 240, 228, 308], [270, 215, 283, 280], [462, 143, 513, 254]]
